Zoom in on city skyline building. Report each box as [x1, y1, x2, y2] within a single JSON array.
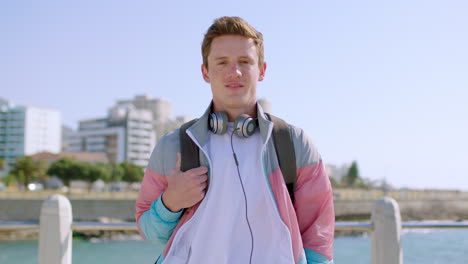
[[61, 125, 74, 152], [66, 104, 156, 167], [112, 94, 193, 141], [0, 98, 61, 175], [115, 95, 171, 124], [0, 95, 273, 175]]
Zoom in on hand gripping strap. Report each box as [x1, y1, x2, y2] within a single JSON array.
[[265, 113, 297, 203]]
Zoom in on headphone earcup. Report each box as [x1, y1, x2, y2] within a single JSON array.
[[209, 111, 228, 134], [234, 114, 257, 138]]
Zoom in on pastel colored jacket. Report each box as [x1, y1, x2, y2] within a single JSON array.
[[135, 103, 335, 263]]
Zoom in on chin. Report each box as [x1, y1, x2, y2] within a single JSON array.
[[225, 99, 252, 108]]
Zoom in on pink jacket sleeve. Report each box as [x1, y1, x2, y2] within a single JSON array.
[[295, 160, 335, 261]]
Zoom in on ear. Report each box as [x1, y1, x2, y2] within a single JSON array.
[[201, 64, 210, 83], [258, 61, 267, 81]]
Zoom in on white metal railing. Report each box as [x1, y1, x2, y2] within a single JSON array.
[[3, 189, 467, 200], [401, 221, 468, 229], [1, 195, 468, 264], [4, 220, 468, 233], [4, 220, 466, 232]]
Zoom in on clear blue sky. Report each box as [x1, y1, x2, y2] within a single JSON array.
[[1, 1, 467, 190]]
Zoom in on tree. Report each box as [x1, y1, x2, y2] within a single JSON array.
[[342, 161, 360, 187], [48, 158, 119, 186], [120, 162, 144, 183], [110, 163, 124, 182], [84, 163, 112, 183], [47, 158, 80, 186], [9, 156, 41, 187]]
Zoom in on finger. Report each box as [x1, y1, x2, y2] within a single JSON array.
[[193, 175, 208, 186], [198, 174, 208, 182], [187, 166, 208, 176], [176, 152, 181, 170], [200, 181, 208, 190], [198, 188, 207, 199]]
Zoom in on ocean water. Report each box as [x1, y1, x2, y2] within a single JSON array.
[[1, 229, 467, 263]]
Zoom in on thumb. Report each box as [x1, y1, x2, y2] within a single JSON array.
[[176, 152, 181, 170]]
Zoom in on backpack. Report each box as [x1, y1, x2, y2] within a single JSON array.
[[179, 113, 297, 203]]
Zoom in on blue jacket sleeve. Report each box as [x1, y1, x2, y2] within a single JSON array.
[[305, 248, 334, 264], [139, 195, 183, 251]]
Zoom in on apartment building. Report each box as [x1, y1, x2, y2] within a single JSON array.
[[66, 105, 155, 167], [0, 99, 61, 175], [113, 94, 193, 142]]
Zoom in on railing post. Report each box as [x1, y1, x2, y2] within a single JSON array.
[[371, 197, 403, 264], [38, 194, 73, 264]]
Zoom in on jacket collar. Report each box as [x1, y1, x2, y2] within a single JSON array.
[[187, 101, 273, 146]]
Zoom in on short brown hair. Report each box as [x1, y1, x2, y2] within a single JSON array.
[[201, 16, 264, 68]]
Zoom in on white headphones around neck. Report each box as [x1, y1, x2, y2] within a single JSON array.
[[209, 111, 258, 138]]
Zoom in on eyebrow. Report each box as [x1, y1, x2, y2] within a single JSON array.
[[213, 56, 253, 61]]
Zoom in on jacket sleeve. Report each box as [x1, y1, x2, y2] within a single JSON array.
[[292, 127, 335, 263], [135, 135, 183, 251]]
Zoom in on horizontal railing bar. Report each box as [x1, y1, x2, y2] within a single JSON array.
[[72, 222, 137, 231], [402, 221, 468, 229], [335, 221, 373, 231], [2, 221, 468, 232], [0, 221, 39, 231]]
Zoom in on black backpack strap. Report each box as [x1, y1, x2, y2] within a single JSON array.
[[265, 113, 297, 203], [179, 119, 200, 172]]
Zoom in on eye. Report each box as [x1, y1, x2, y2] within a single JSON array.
[[240, 60, 249, 64], [217, 61, 227, 65]]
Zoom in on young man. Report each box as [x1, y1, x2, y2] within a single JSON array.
[[136, 16, 335, 264]]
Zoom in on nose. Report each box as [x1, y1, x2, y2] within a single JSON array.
[[227, 62, 241, 78]]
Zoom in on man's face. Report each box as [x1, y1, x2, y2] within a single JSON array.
[[202, 35, 266, 113]]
